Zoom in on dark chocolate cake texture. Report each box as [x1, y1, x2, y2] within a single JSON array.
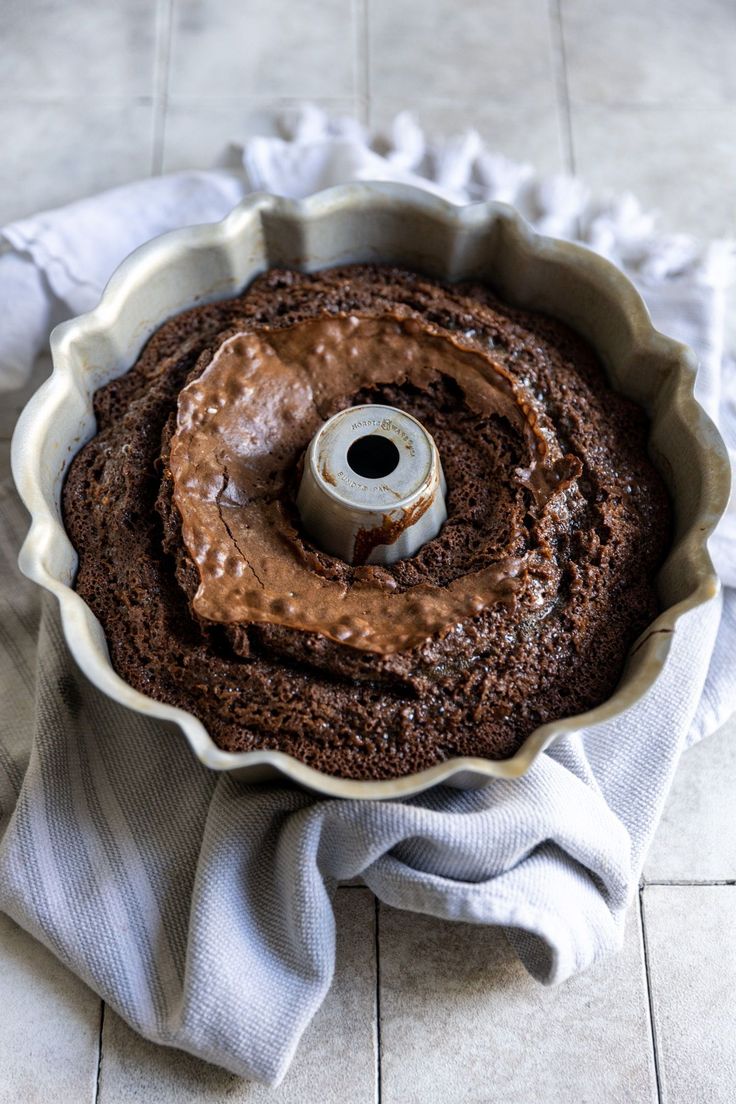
[[63, 265, 671, 780]]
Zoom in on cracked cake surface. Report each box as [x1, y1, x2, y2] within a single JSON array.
[[62, 264, 671, 780]]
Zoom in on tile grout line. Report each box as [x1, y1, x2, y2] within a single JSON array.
[[374, 896, 382, 1104], [151, 0, 175, 175], [644, 879, 736, 887], [548, 0, 576, 176], [356, 0, 371, 128], [94, 1001, 105, 1103], [350, 0, 361, 113], [638, 889, 664, 1104]]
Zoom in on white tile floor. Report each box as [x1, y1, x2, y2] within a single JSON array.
[[1, 0, 735, 1100]]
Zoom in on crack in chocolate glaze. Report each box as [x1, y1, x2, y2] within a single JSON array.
[[215, 470, 265, 590]]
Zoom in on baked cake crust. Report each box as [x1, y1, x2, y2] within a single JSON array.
[[62, 265, 670, 780]]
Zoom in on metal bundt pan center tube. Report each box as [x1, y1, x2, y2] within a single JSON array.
[[11, 183, 731, 800], [296, 403, 448, 565]]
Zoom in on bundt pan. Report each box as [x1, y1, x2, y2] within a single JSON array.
[[11, 183, 731, 799]]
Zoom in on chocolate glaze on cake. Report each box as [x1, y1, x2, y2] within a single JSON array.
[[63, 265, 671, 780]]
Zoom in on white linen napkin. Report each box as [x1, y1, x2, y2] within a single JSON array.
[[0, 107, 734, 1086]]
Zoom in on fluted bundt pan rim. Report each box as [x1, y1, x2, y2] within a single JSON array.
[[11, 183, 731, 799]]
